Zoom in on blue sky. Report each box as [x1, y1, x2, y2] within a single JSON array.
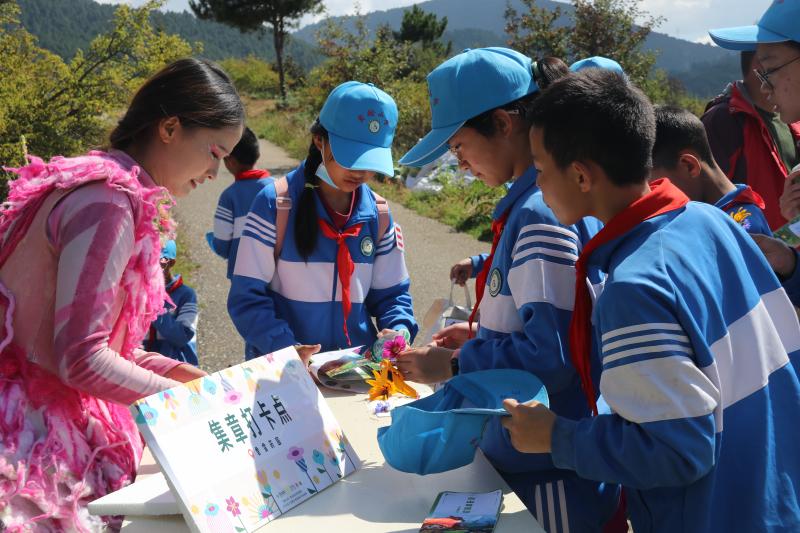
[[96, 0, 771, 43]]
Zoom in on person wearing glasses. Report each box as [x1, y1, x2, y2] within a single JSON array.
[[395, 48, 621, 533], [704, 3, 800, 231]]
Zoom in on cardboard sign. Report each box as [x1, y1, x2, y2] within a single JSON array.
[[130, 347, 360, 532]]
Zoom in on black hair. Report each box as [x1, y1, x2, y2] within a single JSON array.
[[294, 119, 327, 261], [527, 68, 655, 186], [741, 51, 756, 79], [652, 105, 716, 169], [463, 57, 569, 137], [110, 58, 244, 150], [228, 126, 260, 167]]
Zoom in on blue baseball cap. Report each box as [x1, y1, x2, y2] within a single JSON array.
[[570, 56, 624, 74], [399, 47, 540, 167], [377, 369, 548, 475], [709, 1, 800, 51], [319, 81, 398, 177], [161, 240, 177, 260]]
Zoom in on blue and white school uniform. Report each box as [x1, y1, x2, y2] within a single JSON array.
[[459, 167, 618, 532], [551, 202, 800, 533], [210, 171, 273, 279], [143, 275, 199, 366], [228, 162, 417, 356], [714, 184, 800, 305]]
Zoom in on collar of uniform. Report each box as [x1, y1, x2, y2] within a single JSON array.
[[493, 165, 538, 220], [314, 183, 378, 229], [714, 183, 749, 210]]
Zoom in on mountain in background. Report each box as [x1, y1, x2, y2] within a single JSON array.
[[16, 0, 321, 69], [295, 0, 740, 98], [17, 0, 739, 98]]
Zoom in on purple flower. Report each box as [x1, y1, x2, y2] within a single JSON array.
[[287, 446, 304, 461]]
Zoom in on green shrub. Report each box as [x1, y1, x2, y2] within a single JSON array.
[[220, 56, 281, 98]]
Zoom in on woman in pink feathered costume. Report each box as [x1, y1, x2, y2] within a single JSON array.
[[0, 58, 244, 531]]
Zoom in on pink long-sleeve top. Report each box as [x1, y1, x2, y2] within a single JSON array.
[[43, 178, 182, 405]]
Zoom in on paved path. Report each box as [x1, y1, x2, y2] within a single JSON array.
[[174, 139, 485, 372]]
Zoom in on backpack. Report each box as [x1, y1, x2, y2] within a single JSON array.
[[272, 176, 391, 260]]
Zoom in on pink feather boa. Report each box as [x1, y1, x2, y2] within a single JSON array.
[[1, 151, 174, 359]]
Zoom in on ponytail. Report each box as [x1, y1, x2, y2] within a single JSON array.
[[295, 119, 327, 261]]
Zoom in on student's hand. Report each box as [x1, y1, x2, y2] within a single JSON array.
[[752, 233, 797, 278], [780, 169, 800, 221], [165, 364, 207, 383], [394, 346, 454, 384], [295, 344, 321, 366], [501, 398, 557, 454], [450, 258, 473, 286], [432, 322, 476, 349]]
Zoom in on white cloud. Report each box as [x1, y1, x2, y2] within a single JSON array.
[[639, 0, 770, 41]]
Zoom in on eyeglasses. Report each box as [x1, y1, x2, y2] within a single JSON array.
[[754, 55, 800, 91]]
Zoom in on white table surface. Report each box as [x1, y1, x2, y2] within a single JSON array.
[[90, 386, 543, 533]]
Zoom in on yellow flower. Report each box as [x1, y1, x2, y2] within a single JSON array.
[[366, 360, 396, 401], [366, 360, 418, 401], [730, 207, 752, 224]]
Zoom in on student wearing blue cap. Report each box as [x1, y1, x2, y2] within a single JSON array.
[[395, 48, 617, 533], [504, 67, 800, 533], [707, 2, 800, 230], [569, 56, 624, 74], [228, 81, 417, 362], [143, 240, 199, 366]]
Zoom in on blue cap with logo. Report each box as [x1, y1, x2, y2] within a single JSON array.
[[377, 369, 548, 475], [709, 1, 800, 51], [399, 47, 540, 168], [319, 81, 398, 177], [161, 240, 177, 260], [570, 56, 625, 74]]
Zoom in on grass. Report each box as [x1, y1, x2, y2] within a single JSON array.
[[173, 227, 200, 287]]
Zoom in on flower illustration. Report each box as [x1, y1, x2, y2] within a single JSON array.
[[381, 335, 406, 361], [221, 376, 242, 405], [224, 389, 242, 404], [135, 404, 159, 426], [225, 496, 241, 517], [287, 446, 304, 462], [205, 502, 220, 516], [257, 504, 273, 520], [730, 207, 753, 227], [202, 377, 217, 395], [312, 449, 325, 466]]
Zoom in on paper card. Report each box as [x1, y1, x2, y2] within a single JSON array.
[[307, 348, 373, 393], [130, 347, 360, 533]]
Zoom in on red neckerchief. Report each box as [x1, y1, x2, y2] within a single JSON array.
[[719, 185, 766, 212], [149, 275, 184, 343], [235, 169, 271, 180], [468, 209, 510, 338], [318, 220, 363, 345], [570, 179, 689, 415]]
